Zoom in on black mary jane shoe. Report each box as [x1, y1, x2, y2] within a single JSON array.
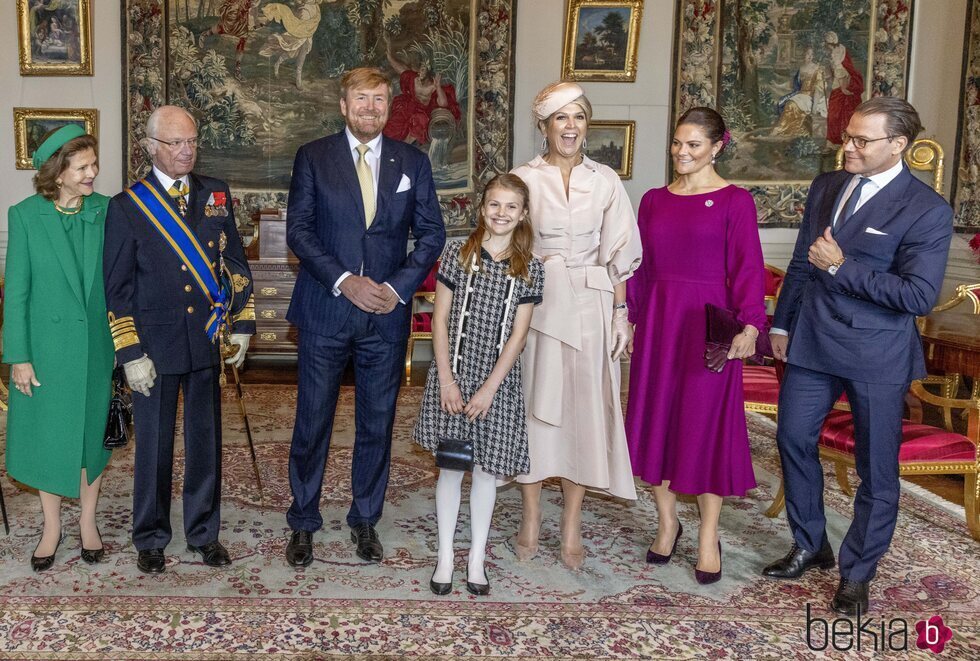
[[81, 528, 106, 564], [31, 533, 65, 573], [466, 568, 491, 596], [646, 522, 683, 565], [429, 568, 453, 596]]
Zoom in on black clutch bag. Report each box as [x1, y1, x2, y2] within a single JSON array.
[[704, 303, 773, 372], [435, 436, 474, 472], [103, 366, 133, 450]]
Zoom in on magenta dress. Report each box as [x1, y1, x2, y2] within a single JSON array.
[[625, 185, 766, 497]]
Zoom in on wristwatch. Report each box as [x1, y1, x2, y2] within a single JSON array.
[[613, 302, 628, 311], [827, 256, 846, 276]]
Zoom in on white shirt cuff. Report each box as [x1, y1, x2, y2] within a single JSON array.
[[383, 282, 405, 305], [333, 272, 352, 296], [770, 328, 789, 336]]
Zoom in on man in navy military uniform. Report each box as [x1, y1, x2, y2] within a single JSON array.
[[103, 105, 256, 574]]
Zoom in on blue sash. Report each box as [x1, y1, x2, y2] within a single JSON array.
[[126, 179, 227, 341]]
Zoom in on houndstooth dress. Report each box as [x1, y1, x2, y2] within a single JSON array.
[[414, 240, 544, 476]]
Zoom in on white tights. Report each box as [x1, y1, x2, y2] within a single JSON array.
[[432, 465, 497, 584]]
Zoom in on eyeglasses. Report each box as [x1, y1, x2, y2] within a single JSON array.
[[149, 136, 199, 150], [840, 132, 892, 150]]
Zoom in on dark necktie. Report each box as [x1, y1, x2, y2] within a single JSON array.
[[169, 181, 189, 217], [836, 176, 868, 231]]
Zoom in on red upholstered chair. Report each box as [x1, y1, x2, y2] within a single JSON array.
[[743, 264, 787, 419], [814, 377, 980, 540], [404, 263, 439, 385]]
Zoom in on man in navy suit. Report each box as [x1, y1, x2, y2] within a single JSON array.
[[104, 105, 256, 573], [763, 98, 953, 615], [284, 67, 445, 567]]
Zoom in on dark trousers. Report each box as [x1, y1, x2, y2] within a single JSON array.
[[776, 363, 907, 582], [287, 309, 406, 531], [132, 366, 222, 551]]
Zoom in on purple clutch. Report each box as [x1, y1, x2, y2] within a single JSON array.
[[704, 303, 773, 372]]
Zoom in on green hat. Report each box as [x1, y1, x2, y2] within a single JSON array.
[[32, 124, 87, 169]]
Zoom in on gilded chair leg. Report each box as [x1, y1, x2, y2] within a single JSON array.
[[942, 374, 961, 431], [765, 480, 786, 518], [966, 473, 980, 542], [834, 462, 852, 496], [404, 338, 415, 386]]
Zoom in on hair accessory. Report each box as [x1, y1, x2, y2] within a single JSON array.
[[722, 130, 732, 146], [32, 124, 86, 169]]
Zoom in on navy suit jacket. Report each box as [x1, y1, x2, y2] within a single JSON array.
[[103, 172, 256, 374], [773, 166, 953, 385], [285, 131, 445, 342]]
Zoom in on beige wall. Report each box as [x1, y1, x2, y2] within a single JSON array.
[[0, 0, 975, 284]]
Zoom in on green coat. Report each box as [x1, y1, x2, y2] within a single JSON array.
[[3, 193, 114, 498]]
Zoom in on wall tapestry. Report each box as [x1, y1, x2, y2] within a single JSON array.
[[672, 0, 914, 226], [953, 0, 980, 230], [123, 0, 517, 237]]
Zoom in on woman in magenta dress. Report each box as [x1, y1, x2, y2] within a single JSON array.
[[625, 107, 766, 584]]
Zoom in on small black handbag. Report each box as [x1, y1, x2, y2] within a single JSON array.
[[103, 366, 133, 450], [435, 436, 474, 472]]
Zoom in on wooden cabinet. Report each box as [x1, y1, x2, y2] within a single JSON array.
[[248, 259, 299, 355]]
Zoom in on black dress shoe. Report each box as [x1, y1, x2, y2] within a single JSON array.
[[137, 548, 166, 574], [286, 530, 314, 568], [31, 534, 64, 572], [466, 568, 490, 596], [695, 541, 723, 585], [429, 568, 453, 596], [186, 540, 231, 567], [762, 540, 835, 579], [646, 522, 683, 565], [350, 523, 383, 563], [831, 578, 870, 616], [81, 527, 105, 564]]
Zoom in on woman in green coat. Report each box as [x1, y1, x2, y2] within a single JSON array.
[[3, 125, 114, 571]]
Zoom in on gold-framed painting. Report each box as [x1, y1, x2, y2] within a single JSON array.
[[585, 120, 635, 179], [561, 0, 644, 82], [16, 0, 93, 76], [13, 108, 98, 170]]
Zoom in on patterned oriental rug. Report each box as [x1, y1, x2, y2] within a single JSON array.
[[0, 385, 978, 659]]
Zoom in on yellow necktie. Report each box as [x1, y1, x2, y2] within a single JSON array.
[[355, 144, 376, 228], [168, 181, 189, 217]]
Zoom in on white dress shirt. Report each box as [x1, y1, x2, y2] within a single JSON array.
[[333, 129, 403, 304], [772, 158, 905, 336], [832, 158, 904, 227], [153, 166, 190, 203]]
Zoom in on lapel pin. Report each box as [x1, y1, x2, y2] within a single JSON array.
[[705, 200, 714, 207]]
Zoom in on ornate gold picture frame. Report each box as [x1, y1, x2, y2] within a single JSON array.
[[585, 120, 635, 179], [16, 0, 93, 76], [561, 0, 643, 82], [14, 108, 98, 170]]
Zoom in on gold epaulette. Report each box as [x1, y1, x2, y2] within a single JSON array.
[[232, 294, 255, 322], [108, 312, 140, 351]]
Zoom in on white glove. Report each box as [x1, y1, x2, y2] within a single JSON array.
[[123, 354, 157, 397], [225, 333, 250, 368], [610, 307, 632, 361]]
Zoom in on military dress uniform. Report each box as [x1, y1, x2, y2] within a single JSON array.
[[102, 169, 255, 552]]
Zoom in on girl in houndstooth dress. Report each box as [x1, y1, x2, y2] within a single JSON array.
[[414, 174, 543, 596]]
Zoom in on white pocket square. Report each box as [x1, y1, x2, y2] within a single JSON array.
[[396, 174, 411, 193], [864, 227, 888, 235]]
